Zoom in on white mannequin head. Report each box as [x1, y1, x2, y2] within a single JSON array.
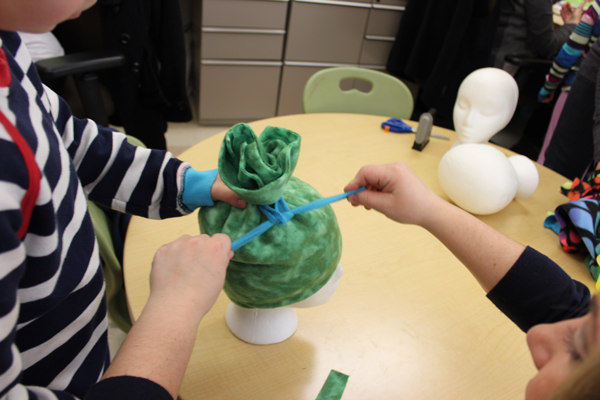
[[225, 264, 344, 344], [453, 68, 518, 144]]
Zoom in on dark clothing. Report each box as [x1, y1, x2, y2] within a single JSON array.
[[543, 73, 596, 179], [488, 246, 590, 332], [98, 0, 192, 150], [386, 0, 504, 123], [543, 39, 600, 179], [490, 0, 576, 68], [85, 376, 171, 400]]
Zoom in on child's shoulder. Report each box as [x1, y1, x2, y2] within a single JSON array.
[[0, 31, 24, 55]]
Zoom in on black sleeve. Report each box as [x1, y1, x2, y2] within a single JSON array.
[[84, 376, 172, 400], [487, 246, 590, 332]]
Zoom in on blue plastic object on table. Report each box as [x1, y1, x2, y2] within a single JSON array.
[[381, 118, 415, 133], [381, 118, 449, 140]]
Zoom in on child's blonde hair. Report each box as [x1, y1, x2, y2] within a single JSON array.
[[549, 346, 600, 399]]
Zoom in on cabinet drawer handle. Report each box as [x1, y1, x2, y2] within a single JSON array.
[[202, 27, 286, 35], [365, 35, 395, 42], [295, 0, 371, 8], [202, 60, 283, 66], [372, 4, 405, 11], [284, 61, 358, 68]]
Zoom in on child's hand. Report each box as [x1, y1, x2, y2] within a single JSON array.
[[344, 162, 443, 227], [148, 234, 233, 319], [182, 168, 246, 210], [211, 173, 247, 208], [539, 92, 555, 104], [562, 1, 586, 24]]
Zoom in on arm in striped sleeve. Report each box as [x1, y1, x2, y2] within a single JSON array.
[[0, 137, 86, 400], [44, 87, 207, 220], [539, 4, 600, 101]]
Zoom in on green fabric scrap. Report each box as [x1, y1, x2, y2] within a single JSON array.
[[315, 370, 349, 400]]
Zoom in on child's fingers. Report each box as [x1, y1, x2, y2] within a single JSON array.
[[211, 233, 234, 257], [351, 188, 387, 211], [344, 180, 363, 192], [344, 169, 370, 192]]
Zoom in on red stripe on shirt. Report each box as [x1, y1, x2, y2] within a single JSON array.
[[0, 109, 41, 239]]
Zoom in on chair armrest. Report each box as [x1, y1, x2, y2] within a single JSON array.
[[504, 53, 553, 69], [35, 49, 125, 79]]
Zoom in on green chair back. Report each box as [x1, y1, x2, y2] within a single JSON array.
[[303, 67, 414, 120], [88, 134, 146, 333], [87, 200, 132, 332]]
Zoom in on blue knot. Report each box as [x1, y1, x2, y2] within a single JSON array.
[[258, 197, 294, 225], [230, 186, 366, 251]]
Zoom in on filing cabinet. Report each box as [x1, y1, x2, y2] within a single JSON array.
[[195, 0, 289, 125], [278, 64, 326, 117], [372, 0, 407, 6], [202, 0, 288, 29], [199, 62, 282, 124], [373, 0, 408, 5], [365, 6, 403, 38], [277, 0, 404, 116], [284, 1, 371, 64], [359, 2, 404, 67], [359, 38, 395, 66], [201, 28, 285, 61], [193, 0, 406, 123]]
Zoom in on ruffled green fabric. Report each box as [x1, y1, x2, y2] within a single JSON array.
[[199, 123, 342, 309], [218, 123, 300, 205]]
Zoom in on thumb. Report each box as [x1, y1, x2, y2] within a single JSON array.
[[211, 174, 247, 208], [215, 189, 247, 209], [212, 233, 234, 258]]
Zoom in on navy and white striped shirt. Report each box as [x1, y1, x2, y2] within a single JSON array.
[[0, 30, 192, 399]]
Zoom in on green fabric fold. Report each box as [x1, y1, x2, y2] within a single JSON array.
[[219, 123, 301, 205], [198, 123, 342, 309]]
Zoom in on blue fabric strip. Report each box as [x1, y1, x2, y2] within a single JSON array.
[[230, 186, 366, 251]]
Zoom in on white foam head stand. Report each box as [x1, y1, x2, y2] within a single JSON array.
[[225, 264, 344, 345]]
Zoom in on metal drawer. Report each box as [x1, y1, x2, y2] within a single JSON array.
[[366, 6, 403, 37], [296, 0, 372, 4], [372, 0, 407, 6], [202, 0, 289, 29], [199, 61, 282, 124], [201, 28, 285, 60], [284, 1, 370, 64], [277, 62, 359, 116], [359, 36, 394, 66]]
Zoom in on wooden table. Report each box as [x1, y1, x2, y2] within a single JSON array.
[[124, 113, 596, 400]]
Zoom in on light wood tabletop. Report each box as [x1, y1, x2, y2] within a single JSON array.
[[123, 113, 596, 400]]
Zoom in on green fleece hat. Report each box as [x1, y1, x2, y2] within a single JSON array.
[[198, 123, 342, 309]]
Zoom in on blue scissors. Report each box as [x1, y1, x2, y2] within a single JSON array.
[[381, 118, 449, 140]]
